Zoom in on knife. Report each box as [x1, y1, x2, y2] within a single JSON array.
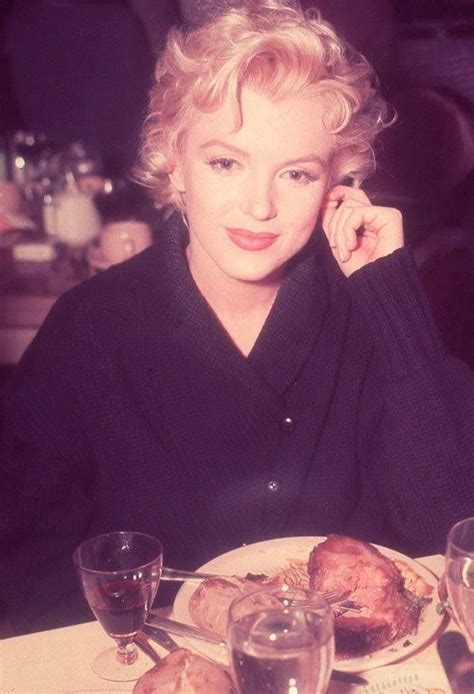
[[143, 623, 181, 652], [146, 612, 226, 646], [134, 632, 162, 663], [330, 670, 368, 686], [145, 615, 368, 686], [161, 566, 230, 582]]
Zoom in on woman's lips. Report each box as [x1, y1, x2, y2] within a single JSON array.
[[226, 228, 278, 251]]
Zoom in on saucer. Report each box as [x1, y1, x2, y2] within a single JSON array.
[[87, 244, 112, 272]]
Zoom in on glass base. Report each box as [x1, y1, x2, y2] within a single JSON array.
[[91, 646, 155, 682]]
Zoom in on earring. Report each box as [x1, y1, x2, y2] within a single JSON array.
[[179, 190, 189, 229], [180, 211, 189, 230]]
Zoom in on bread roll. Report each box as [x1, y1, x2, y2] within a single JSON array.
[[133, 647, 234, 693]]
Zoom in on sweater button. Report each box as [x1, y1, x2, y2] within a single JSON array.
[[266, 480, 280, 493], [279, 415, 296, 432]]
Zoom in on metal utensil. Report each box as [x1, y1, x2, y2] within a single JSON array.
[[134, 633, 161, 664], [161, 566, 230, 582], [330, 670, 369, 686], [145, 616, 368, 687], [147, 613, 226, 646], [161, 568, 352, 605], [143, 624, 180, 652]]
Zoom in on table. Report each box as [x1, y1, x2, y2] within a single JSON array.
[[0, 556, 455, 693], [0, 292, 56, 365], [0, 251, 87, 365]]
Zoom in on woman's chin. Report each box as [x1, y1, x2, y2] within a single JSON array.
[[222, 261, 287, 286]]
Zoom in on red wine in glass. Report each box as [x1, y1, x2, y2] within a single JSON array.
[[73, 531, 163, 681], [88, 579, 154, 638]]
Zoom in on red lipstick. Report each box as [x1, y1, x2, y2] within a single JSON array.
[[226, 228, 278, 251]]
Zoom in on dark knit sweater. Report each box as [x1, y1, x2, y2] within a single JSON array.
[[1, 214, 473, 634]]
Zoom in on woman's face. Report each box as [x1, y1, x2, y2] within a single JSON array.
[[170, 87, 334, 287]]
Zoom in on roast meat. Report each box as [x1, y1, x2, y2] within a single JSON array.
[[308, 535, 421, 657]]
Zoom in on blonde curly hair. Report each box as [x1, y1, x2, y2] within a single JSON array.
[[135, 0, 390, 211]]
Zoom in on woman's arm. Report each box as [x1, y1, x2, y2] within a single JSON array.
[[350, 248, 474, 554], [0, 293, 95, 634]]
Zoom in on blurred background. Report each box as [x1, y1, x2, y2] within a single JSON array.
[[0, 0, 473, 405]]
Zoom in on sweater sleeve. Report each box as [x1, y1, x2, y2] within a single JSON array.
[[348, 247, 474, 555], [0, 292, 96, 635]]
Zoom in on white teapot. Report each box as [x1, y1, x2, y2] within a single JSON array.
[[45, 176, 101, 247]]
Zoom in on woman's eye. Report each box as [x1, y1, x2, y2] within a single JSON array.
[[208, 157, 238, 172], [283, 169, 318, 185]]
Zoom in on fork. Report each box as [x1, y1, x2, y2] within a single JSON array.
[[161, 566, 353, 606], [280, 593, 361, 613]]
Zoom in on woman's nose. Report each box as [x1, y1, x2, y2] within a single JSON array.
[[239, 175, 277, 221]]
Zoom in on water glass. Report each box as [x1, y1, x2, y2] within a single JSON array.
[[227, 586, 334, 694], [446, 517, 474, 652]]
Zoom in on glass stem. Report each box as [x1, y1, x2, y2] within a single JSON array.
[[115, 639, 138, 666]]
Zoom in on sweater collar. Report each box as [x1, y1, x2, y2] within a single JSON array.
[[147, 213, 331, 397]]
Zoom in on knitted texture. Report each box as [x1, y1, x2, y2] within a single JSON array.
[[1, 214, 473, 635]]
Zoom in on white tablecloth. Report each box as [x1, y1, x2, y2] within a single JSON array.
[[0, 555, 454, 693]]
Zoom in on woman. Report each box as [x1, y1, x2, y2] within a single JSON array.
[[1, 0, 472, 636]]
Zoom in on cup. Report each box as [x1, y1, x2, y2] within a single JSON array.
[[73, 531, 163, 681], [51, 187, 102, 247], [99, 220, 153, 265], [446, 517, 474, 652], [227, 586, 334, 694]]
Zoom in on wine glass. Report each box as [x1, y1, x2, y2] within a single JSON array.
[[446, 517, 474, 652], [73, 531, 163, 681], [227, 585, 334, 694]]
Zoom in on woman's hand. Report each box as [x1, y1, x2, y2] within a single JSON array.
[[321, 185, 404, 277]]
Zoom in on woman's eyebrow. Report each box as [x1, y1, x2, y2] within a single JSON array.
[[280, 154, 330, 169], [199, 140, 248, 157], [200, 140, 329, 169]]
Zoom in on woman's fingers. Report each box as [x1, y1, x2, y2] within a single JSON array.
[[322, 186, 370, 241], [322, 185, 403, 272], [322, 187, 403, 271], [325, 184, 372, 207], [321, 198, 339, 243], [326, 198, 367, 262]]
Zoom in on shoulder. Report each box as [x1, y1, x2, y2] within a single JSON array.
[[72, 244, 160, 302], [16, 246, 167, 378], [52, 245, 163, 325]]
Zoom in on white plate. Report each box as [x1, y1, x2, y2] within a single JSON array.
[[173, 536, 444, 673]]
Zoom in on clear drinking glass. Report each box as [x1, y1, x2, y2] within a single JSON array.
[[73, 531, 163, 681], [446, 517, 474, 652], [227, 586, 334, 694]]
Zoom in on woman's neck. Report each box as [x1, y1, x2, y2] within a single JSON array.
[[187, 249, 281, 356]]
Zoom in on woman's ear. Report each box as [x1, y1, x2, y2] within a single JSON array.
[[169, 162, 185, 194]]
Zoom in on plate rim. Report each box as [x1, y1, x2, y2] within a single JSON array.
[[172, 535, 444, 673]]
